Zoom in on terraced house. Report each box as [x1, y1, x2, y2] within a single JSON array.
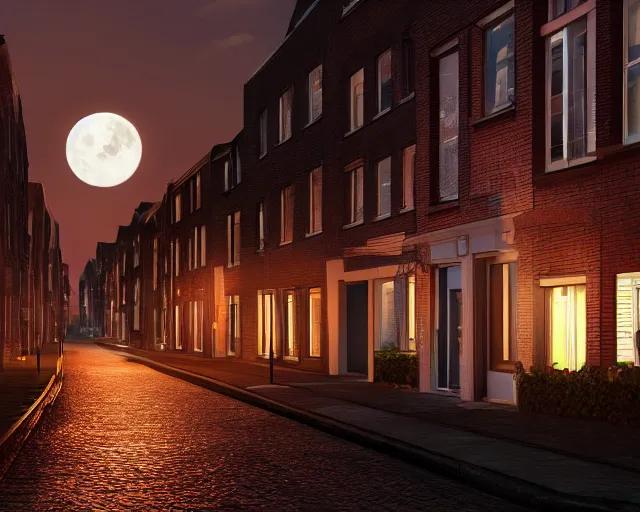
[[89, 0, 640, 404]]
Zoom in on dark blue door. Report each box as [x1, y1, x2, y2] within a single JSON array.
[[347, 283, 368, 375]]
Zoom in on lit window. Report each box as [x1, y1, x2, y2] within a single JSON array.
[[376, 277, 416, 351], [402, 145, 416, 211], [485, 13, 515, 114], [257, 202, 265, 251], [377, 157, 391, 218], [625, 0, 640, 144], [377, 49, 392, 113], [188, 237, 192, 271], [134, 278, 140, 330], [133, 235, 140, 268], [350, 68, 364, 131], [258, 291, 276, 357], [260, 109, 268, 157], [194, 226, 198, 269], [438, 50, 459, 202], [408, 275, 416, 351], [174, 193, 182, 223], [488, 262, 517, 369], [200, 226, 206, 266], [284, 290, 298, 360], [279, 88, 293, 143], [309, 65, 323, 123], [227, 211, 241, 267], [546, 284, 586, 371], [309, 168, 322, 235], [309, 288, 322, 357], [175, 239, 180, 277], [345, 165, 364, 226], [175, 304, 182, 350], [280, 185, 294, 244], [190, 179, 194, 214], [194, 301, 203, 352], [545, 3, 596, 171], [228, 295, 240, 355], [402, 37, 415, 98], [196, 172, 201, 210]]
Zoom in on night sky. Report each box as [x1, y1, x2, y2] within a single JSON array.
[[3, 0, 296, 313]]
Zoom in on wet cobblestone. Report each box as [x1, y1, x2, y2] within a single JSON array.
[[0, 342, 527, 511]]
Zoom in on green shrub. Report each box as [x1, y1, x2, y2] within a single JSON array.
[[517, 364, 640, 427], [374, 349, 418, 388]]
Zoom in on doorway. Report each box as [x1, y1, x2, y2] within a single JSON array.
[[437, 266, 461, 390], [616, 273, 640, 365], [347, 283, 368, 375]]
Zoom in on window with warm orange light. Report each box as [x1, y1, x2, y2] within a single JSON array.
[[228, 295, 240, 356], [546, 284, 586, 371], [309, 288, 322, 357], [284, 290, 298, 360], [280, 185, 294, 244], [258, 291, 276, 357]]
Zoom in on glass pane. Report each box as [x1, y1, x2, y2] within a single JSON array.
[[380, 281, 397, 349], [629, 0, 640, 63], [351, 69, 364, 129], [628, 63, 640, 138], [355, 167, 364, 222], [485, 15, 515, 114], [549, 285, 586, 371], [310, 289, 322, 357], [550, 39, 564, 162], [311, 168, 322, 233], [378, 157, 391, 216], [403, 145, 415, 209], [378, 50, 392, 112], [439, 52, 458, 200], [310, 66, 323, 121], [568, 20, 586, 160]]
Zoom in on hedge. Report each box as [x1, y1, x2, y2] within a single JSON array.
[[374, 349, 418, 388], [517, 363, 640, 428]]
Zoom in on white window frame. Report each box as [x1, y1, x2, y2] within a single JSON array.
[[227, 211, 241, 267], [345, 165, 364, 228], [279, 88, 293, 143], [624, 0, 640, 145], [260, 109, 268, 157], [350, 68, 365, 132], [377, 49, 392, 115], [308, 65, 323, 124], [258, 291, 277, 357], [437, 48, 459, 202], [401, 144, 416, 212], [543, 0, 596, 172], [200, 225, 206, 266], [309, 287, 322, 357], [376, 157, 391, 219], [308, 167, 322, 235]]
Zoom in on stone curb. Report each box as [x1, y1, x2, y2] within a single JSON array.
[[0, 354, 64, 481], [97, 343, 638, 512]]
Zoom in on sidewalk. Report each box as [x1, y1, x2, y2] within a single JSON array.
[[97, 340, 640, 511]]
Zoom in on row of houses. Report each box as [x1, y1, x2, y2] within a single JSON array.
[[1, 35, 70, 367], [84, 0, 640, 403]]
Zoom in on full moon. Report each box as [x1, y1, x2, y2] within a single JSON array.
[[66, 113, 142, 187]]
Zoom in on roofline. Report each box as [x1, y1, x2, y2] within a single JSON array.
[[171, 153, 210, 189]]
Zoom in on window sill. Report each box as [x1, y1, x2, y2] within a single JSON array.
[[470, 103, 515, 127], [372, 107, 391, 122], [428, 200, 460, 214], [305, 231, 322, 239], [303, 115, 322, 131], [373, 213, 391, 222], [283, 356, 299, 363], [227, 263, 240, 269], [545, 155, 597, 174], [343, 220, 364, 230], [344, 125, 364, 138], [399, 206, 415, 215], [399, 92, 415, 105], [276, 136, 292, 148], [256, 248, 265, 255], [279, 240, 293, 247]]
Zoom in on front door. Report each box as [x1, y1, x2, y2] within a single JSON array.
[[438, 267, 461, 390], [347, 283, 368, 375]]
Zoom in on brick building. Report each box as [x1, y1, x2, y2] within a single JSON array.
[[88, 0, 640, 404]]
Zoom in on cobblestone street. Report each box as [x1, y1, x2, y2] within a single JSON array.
[[0, 341, 526, 511]]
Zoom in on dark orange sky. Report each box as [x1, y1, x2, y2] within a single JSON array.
[[3, 0, 296, 313]]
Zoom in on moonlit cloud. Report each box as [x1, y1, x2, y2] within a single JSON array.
[[213, 32, 255, 49]]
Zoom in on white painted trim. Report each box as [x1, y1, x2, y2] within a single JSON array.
[[431, 38, 459, 58], [477, 1, 515, 28], [541, 0, 595, 36], [540, 276, 587, 287]]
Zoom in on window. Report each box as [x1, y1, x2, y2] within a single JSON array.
[[258, 291, 276, 357], [309, 168, 322, 235], [377, 157, 391, 218], [488, 262, 517, 370], [485, 13, 515, 114], [375, 276, 416, 351], [133, 278, 140, 331], [190, 179, 194, 214], [309, 288, 322, 357], [194, 226, 199, 269], [377, 50, 392, 113], [546, 284, 586, 371], [133, 235, 140, 268], [402, 37, 415, 98], [227, 211, 241, 267], [175, 239, 180, 277], [545, 3, 596, 170], [350, 68, 364, 131], [200, 226, 206, 266], [438, 50, 459, 201], [280, 185, 294, 244], [193, 301, 203, 352], [224, 161, 229, 191], [196, 172, 201, 210], [153, 238, 158, 291], [228, 295, 240, 356], [550, 0, 586, 19], [259, 109, 268, 157], [257, 202, 265, 252], [224, 154, 241, 191], [408, 275, 416, 351], [309, 65, 323, 123], [279, 88, 293, 143], [402, 145, 416, 211], [284, 290, 298, 360], [188, 237, 192, 271], [235, 146, 242, 184], [175, 304, 182, 350], [174, 192, 182, 223], [345, 165, 364, 226], [625, 0, 640, 144]]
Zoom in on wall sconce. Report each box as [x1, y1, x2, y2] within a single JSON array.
[[456, 236, 468, 257]]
